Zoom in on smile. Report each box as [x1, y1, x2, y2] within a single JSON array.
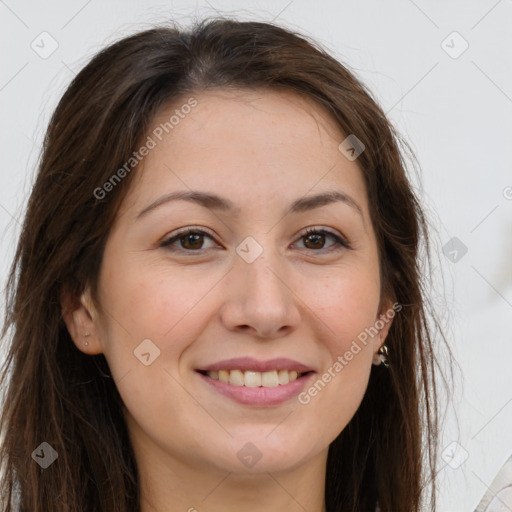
[[195, 357, 315, 406]]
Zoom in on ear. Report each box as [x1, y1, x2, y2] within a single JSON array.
[[371, 300, 398, 364], [61, 283, 103, 355]]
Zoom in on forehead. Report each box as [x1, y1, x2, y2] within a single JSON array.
[[121, 88, 369, 219], [158, 88, 346, 163]]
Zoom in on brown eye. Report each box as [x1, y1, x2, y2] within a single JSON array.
[[295, 228, 351, 252], [303, 231, 326, 249], [180, 232, 204, 250], [160, 228, 217, 252]]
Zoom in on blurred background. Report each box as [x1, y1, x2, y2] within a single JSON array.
[[1, 1, 511, 510]]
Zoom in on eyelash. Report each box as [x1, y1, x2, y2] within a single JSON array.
[[159, 226, 352, 254]]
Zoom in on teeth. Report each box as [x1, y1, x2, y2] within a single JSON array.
[[244, 371, 262, 387], [206, 369, 304, 387], [278, 369, 289, 385], [261, 371, 279, 387], [229, 369, 244, 386]]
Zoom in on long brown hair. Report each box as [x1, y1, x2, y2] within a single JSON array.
[[1, 17, 449, 511]]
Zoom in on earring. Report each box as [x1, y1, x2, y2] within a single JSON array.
[[373, 344, 389, 368], [83, 333, 90, 347]]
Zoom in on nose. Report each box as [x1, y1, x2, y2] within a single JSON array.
[[218, 252, 302, 339]]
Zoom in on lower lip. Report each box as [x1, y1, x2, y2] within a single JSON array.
[[196, 371, 315, 406]]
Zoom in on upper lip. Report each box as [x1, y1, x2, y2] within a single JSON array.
[[197, 357, 314, 373]]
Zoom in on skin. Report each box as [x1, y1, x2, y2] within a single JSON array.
[[63, 88, 394, 512]]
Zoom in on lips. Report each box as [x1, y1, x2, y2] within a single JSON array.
[[196, 357, 314, 373], [195, 357, 315, 405]]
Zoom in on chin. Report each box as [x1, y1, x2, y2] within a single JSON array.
[[212, 451, 308, 475], [203, 430, 319, 474]]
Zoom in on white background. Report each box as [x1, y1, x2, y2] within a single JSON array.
[[1, 1, 511, 510]]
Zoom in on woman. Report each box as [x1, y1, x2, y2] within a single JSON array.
[[0, 18, 447, 511]]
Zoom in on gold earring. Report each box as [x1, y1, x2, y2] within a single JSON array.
[[373, 344, 389, 368]]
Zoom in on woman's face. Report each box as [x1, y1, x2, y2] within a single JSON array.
[[72, 89, 393, 477]]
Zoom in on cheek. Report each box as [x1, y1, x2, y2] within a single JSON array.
[[95, 259, 208, 449], [304, 266, 381, 351], [99, 246, 216, 337], [296, 267, 380, 417], [96, 250, 226, 387]]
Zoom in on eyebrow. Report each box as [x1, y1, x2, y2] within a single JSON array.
[[136, 190, 363, 220]]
